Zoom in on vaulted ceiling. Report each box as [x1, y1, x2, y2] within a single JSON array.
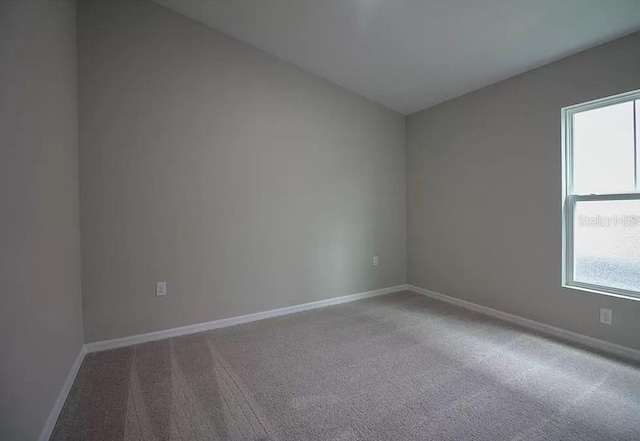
[[153, 0, 640, 115]]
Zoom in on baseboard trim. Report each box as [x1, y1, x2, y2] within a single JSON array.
[[408, 284, 640, 363], [38, 345, 87, 441], [86, 284, 409, 353]]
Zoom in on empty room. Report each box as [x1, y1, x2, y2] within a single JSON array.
[[3, 0, 640, 440]]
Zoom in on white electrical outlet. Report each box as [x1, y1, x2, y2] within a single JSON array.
[[373, 256, 379, 267], [600, 308, 612, 325], [156, 281, 167, 297]]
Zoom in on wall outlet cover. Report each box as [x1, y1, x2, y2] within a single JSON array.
[[156, 281, 167, 297]]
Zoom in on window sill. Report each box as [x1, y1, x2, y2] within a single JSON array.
[[563, 282, 640, 302]]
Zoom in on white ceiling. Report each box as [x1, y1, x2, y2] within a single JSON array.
[[152, 0, 640, 115]]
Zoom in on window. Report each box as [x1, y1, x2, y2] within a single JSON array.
[[562, 89, 640, 300]]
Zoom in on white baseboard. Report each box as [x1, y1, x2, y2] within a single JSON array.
[[408, 284, 640, 363], [38, 345, 87, 441], [86, 284, 409, 353]]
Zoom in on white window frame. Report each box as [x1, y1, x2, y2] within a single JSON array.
[[562, 89, 640, 301]]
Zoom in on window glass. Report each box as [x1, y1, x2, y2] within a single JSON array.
[[572, 101, 635, 195], [573, 199, 640, 292]]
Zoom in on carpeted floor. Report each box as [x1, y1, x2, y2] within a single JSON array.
[[51, 291, 640, 440]]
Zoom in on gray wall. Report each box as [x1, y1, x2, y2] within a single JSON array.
[[407, 31, 640, 350], [79, 0, 406, 343], [0, 1, 84, 440]]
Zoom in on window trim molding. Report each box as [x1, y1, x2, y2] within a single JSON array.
[[561, 89, 640, 302]]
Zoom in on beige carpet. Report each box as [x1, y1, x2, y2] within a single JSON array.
[[51, 291, 640, 440]]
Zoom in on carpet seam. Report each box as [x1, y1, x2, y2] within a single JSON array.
[[130, 347, 154, 441], [169, 339, 215, 441], [214, 361, 253, 441], [207, 339, 280, 441], [214, 362, 262, 440], [210, 345, 272, 440]]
